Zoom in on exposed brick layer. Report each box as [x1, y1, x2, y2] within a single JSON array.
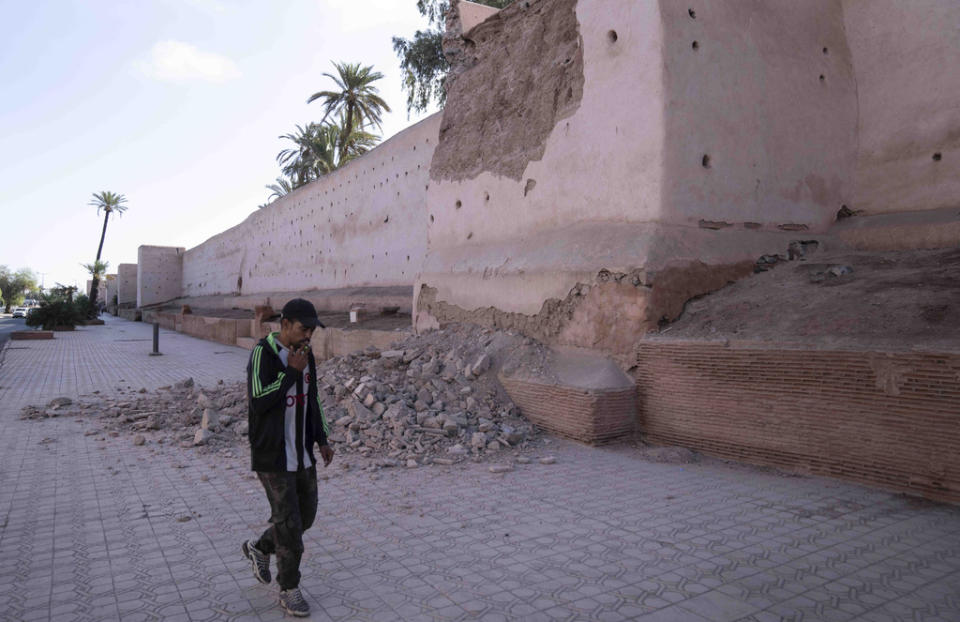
[[635, 343, 960, 503], [499, 376, 637, 444]]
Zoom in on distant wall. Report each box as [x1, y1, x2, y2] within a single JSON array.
[[842, 0, 960, 216], [138, 245, 184, 308], [105, 274, 118, 306], [117, 264, 138, 306], [181, 113, 441, 299]]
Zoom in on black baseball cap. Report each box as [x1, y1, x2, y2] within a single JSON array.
[[280, 298, 325, 328]]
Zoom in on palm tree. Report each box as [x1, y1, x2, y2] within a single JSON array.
[[274, 118, 379, 194], [307, 62, 391, 156], [265, 176, 295, 202], [87, 191, 127, 315], [82, 260, 109, 306]]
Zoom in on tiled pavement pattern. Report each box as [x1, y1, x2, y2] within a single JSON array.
[[0, 318, 958, 622]]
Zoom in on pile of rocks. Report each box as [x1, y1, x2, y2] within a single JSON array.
[[315, 323, 544, 466], [21, 323, 552, 468]]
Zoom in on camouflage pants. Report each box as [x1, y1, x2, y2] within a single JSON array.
[[255, 466, 318, 590]]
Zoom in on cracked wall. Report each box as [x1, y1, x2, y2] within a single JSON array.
[[431, 0, 585, 182]]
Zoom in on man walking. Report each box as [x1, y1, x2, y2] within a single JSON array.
[[242, 298, 334, 617]]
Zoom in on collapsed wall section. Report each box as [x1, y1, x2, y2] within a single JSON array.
[[137, 245, 184, 308], [181, 113, 441, 301]]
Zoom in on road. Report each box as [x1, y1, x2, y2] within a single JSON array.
[[0, 315, 27, 349]]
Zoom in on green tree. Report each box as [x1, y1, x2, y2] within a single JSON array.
[[307, 62, 391, 156], [0, 266, 38, 313], [265, 118, 380, 207], [265, 176, 295, 202], [393, 0, 514, 113], [82, 260, 109, 304], [87, 191, 128, 316]]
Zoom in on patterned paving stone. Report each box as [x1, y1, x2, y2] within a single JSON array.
[[1, 317, 959, 621]]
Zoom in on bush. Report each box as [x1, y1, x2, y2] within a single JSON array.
[[25, 294, 85, 330]]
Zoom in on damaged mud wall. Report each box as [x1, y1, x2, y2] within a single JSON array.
[[181, 113, 441, 299], [660, 0, 858, 231], [432, 0, 584, 181], [842, 0, 960, 216], [137, 245, 184, 308], [417, 0, 826, 353], [418, 0, 671, 346]]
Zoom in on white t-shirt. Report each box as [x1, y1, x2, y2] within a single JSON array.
[[276, 343, 312, 471]]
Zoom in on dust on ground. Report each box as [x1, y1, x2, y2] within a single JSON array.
[[653, 246, 960, 351]]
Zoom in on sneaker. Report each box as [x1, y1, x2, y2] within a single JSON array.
[[241, 540, 271, 584], [279, 587, 310, 617]]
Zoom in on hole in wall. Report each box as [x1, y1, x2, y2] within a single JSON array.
[[932, 152, 942, 162], [822, 47, 829, 55], [607, 30, 618, 43], [430, 214, 435, 223], [837, 205, 853, 220], [692, 40, 699, 50], [467, 232, 473, 240], [819, 74, 825, 82], [455, 200, 462, 209], [484, 192, 490, 202], [701, 154, 711, 169], [688, 8, 696, 18]]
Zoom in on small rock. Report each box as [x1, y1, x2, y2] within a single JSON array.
[[827, 265, 853, 277], [472, 353, 491, 376], [539, 456, 556, 465], [381, 350, 404, 360], [471, 432, 487, 450], [406, 459, 418, 469], [516, 456, 531, 464], [372, 402, 387, 417], [133, 435, 146, 446], [194, 428, 212, 446], [489, 465, 513, 474], [197, 392, 214, 409], [433, 457, 456, 465], [447, 444, 468, 455], [362, 393, 377, 408], [47, 397, 72, 409], [201, 408, 220, 432]]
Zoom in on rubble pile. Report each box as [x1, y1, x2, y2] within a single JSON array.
[[20, 324, 552, 468], [315, 323, 545, 466], [20, 377, 248, 450]]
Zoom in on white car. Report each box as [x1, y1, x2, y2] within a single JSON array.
[[12, 307, 27, 318]]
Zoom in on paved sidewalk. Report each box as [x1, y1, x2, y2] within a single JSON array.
[[0, 317, 958, 622]]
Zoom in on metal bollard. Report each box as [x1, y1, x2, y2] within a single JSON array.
[[150, 322, 162, 356]]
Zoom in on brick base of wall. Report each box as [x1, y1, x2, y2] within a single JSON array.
[[499, 375, 637, 444], [635, 342, 960, 503], [10, 331, 53, 340]]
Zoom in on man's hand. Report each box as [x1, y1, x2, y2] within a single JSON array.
[[288, 345, 309, 372], [318, 444, 334, 467]]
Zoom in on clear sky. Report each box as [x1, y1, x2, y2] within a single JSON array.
[[0, 0, 437, 291]]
